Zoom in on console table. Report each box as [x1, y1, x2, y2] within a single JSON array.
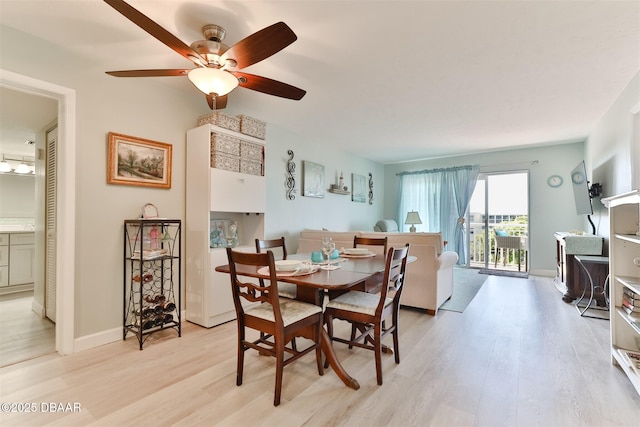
[[573, 255, 609, 319], [553, 232, 604, 304]]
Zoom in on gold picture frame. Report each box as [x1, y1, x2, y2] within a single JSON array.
[[107, 132, 172, 189]]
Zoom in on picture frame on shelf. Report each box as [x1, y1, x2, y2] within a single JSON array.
[[107, 132, 172, 189], [302, 160, 325, 198], [351, 173, 366, 203]]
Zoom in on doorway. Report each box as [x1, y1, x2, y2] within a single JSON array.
[[468, 171, 529, 271], [0, 91, 56, 366], [0, 69, 76, 357]]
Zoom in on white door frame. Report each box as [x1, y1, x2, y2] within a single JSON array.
[[471, 170, 530, 270], [0, 69, 76, 355]]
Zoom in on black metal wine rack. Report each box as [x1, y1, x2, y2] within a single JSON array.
[[123, 219, 181, 350]]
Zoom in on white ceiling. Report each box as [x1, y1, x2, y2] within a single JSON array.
[[1, 0, 638, 164]]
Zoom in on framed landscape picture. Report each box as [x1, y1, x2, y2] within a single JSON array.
[[302, 161, 325, 198], [107, 132, 172, 189], [352, 173, 366, 203]]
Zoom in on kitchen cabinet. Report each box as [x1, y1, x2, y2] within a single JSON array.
[[0, 233, 8, 287], [0, 232, 35, 292]]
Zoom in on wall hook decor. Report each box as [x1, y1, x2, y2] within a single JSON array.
[[368, 173, 374, 205], [286, 150, 296, 200]]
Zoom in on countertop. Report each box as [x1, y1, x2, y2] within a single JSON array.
[[0, 226, 35, 233]]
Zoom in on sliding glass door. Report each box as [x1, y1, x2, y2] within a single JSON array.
[[468, 171, 529, 270]]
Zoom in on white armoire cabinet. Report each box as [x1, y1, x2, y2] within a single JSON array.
[[602, 190, 640, 395], [185, 124, 265, 328]]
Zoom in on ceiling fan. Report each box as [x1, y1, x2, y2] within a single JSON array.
[[103, 0, 306, 110]]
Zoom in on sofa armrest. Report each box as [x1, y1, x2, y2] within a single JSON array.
[[438, 251, 459, 269]]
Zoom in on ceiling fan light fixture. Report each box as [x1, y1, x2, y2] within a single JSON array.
[[188, 67, 238, 96]]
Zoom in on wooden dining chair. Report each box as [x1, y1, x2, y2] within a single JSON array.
[[324, 244, 410, 385], [353, 236, 388, 255], [226, 248, 324, 406], [255, 237, 297, 299], [352, 236, 389, 297], [255, 237, 299, 350]]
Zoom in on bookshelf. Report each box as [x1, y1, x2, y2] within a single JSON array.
[[602, 190, 640, 395]]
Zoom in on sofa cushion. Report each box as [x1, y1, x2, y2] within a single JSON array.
[[361, 231, 444, 256], [373, 219, 399, 232]]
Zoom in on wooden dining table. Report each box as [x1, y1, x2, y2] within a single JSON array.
[[215, 252, 413, 390]]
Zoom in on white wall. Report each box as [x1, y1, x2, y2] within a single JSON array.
[[264, 123, 384, 252], [383, 142, 587, 275], [586, 72, 640, 240], [0, 24, 382, 345]]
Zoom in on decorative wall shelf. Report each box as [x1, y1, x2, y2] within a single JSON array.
[[328, 188, 350, 195]]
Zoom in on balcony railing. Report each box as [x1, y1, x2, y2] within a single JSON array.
[[468, 223, 528, 270]]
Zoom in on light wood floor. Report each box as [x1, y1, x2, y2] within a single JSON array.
[[0, 292, 55, 367], [1, 275, 639, 426]]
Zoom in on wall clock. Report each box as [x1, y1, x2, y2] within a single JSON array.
[[547, 175, 563, 188]]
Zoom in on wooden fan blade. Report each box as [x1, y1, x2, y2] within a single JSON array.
[[233, 72, 306, 100], [104, 0, 207, 67], [206, 94, 228, 110], [106, 69, 190, 77], [220, 22, 297, 70]]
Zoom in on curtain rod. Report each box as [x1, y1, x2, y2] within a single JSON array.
[[479, 159, 539, 170], [396, 164, 477, 176]]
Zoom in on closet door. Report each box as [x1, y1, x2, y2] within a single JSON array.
[[45, 126, 57, 322]]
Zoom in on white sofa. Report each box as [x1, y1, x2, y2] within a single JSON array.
[[296, 228, 459, 314]]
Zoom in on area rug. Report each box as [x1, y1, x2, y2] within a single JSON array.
[[439, 267, 487, 313], [479, 268, 529, 279]]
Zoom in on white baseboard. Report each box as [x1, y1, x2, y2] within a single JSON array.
[[73, 309, 187, 353], [31, 299, 45, 317], [530, 269, 555, 277], [74, 327, 121, 353]]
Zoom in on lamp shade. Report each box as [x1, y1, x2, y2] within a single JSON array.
[[187, 67, 238, 96], [405, 211, 422, 225], [405, 211, 422, 232]]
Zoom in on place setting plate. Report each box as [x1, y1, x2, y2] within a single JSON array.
[[258, 260, 319, 277], [339, 248, 377, 258]]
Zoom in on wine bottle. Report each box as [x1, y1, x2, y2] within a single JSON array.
[[161, 301, 176, 312], [134, 308, 154, 318], [142, 319, 155, 330], [144, 294, 166, 304], [162, 313, 174, 324]]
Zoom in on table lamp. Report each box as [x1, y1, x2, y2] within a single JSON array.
[[405, 211, 422, 232]]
